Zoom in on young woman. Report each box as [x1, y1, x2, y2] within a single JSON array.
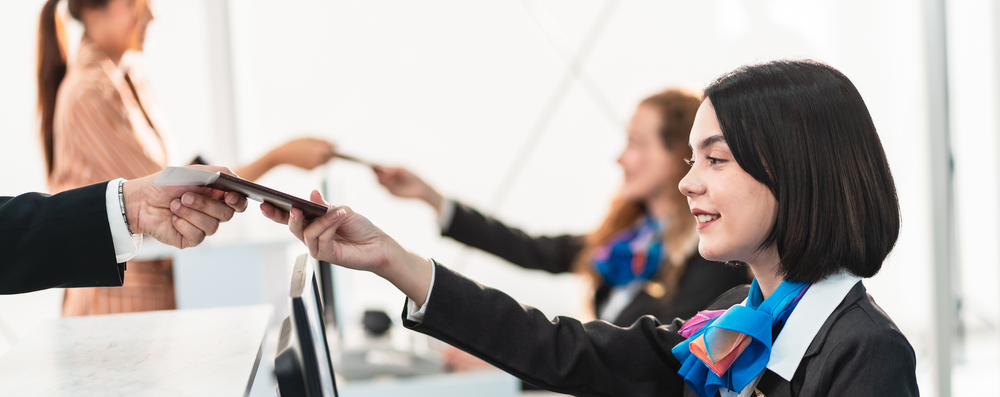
[[259, 60, 918, 396], [37, 0, 336, 316], [374, 89, 749, 330]]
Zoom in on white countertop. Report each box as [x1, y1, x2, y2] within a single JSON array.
[[0, 305, 272, 396], [337, 370, 520, 397]]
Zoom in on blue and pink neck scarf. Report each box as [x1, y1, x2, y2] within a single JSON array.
[[672, 278, 811, 397], [591, 215, 664, 287]]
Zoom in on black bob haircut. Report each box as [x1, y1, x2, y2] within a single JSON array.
[[704, 60, 900, 283]]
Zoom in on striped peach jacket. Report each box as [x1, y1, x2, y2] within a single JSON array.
[[50, 39, 175, 316]]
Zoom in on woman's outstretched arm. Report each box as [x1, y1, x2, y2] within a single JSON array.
[[373, 166, 584, 274], [261, 191, 688, 397]]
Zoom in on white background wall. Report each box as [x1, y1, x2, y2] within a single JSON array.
[[1, 1, 998, 395]]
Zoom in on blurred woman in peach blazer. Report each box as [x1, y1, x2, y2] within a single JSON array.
[[37, 0, 335, 316]]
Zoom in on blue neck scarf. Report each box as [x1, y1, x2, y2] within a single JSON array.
[[671, 278, 810, 397], [591, 215, 664, 287]]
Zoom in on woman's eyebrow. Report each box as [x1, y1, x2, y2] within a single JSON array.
[[690, 135, 726, 151]]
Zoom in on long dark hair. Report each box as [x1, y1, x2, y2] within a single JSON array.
[[37, 0, 109, 175], [704, 60, 900, 283]]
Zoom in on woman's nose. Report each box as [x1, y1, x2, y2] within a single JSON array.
[[678, 168, 704, 197]]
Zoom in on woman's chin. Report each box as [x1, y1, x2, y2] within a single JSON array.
[[619, 186, 655, 204], [618, 188, 639, 202], [697, 243, 730, 263]]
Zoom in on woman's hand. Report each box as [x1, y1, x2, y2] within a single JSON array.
[[373, 166, 443, 211], [260, 190, 434, 306], [237, 138, 336, 181], [270, 138, 336, 171], [289, 191, 393, 274]]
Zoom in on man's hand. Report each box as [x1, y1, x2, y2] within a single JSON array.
[[122, 166, 249, 249]]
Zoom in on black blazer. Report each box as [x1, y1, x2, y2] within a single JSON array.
[[442, 201, 750, 326], [404, 263, 918, 397], [0, 181, 124, 294]]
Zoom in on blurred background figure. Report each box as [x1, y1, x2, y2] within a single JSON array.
[[376, 88, 750, 372], [36, 0, 336, 316]]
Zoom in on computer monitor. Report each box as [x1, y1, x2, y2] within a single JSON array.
[[275, 255, 339, 397]]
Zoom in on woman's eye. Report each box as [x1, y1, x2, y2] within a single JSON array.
[[686, 156, 725, 166]]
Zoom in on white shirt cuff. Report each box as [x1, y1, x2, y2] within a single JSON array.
[[405, 259, 437, 323], [437, 199, 456, 233], [105, 179, 143, 263]]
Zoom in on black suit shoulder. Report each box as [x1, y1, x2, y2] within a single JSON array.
[[752, 282, 918, 397], [794, 285, 918, 396], [0, 182, 124, 294]]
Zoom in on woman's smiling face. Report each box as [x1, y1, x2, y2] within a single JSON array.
[[617, 104, 683, 204], [678, 99, 778, 265]]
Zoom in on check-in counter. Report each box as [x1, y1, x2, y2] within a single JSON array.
[[0, 305, 272, 396]]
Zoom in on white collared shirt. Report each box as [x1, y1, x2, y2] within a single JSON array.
[[406, 262, 437, 322], [597, 280, 645, 322], [437, 199, 457, 233], [104, 179, 143, 263]]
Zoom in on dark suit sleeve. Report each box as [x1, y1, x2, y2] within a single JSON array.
[[404, 263, 688, 397], [0, 182, 124, 294], [442, 201, 585, 274]]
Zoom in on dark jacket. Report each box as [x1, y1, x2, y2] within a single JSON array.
[[0, 181, 124, 294], [442, 201, 750, 326], [404, 263, 918, 397]]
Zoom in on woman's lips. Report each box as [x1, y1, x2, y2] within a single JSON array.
[[694, 213, 720, 231]]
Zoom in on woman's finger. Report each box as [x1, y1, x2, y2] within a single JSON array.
[[288, 208, 307, 242], [309, 189, 328, 206], [260, 202, 290, 225], [316, 214, 344, 258], [301, 208, 347, 257]]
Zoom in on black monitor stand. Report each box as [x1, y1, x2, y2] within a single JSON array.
[[275, 255, 339, 397], [316, 260, 338, 333]]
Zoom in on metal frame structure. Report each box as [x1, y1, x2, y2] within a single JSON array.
[[204, 0, 240, 167], [924, 0, 955, 396], [487, 0, 623, 212]]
